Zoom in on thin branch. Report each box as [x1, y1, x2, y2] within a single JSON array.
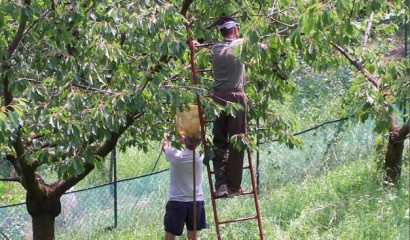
[[70, 82, 116, 95], [331, 42, 381, 88], [160, 85, 210, 93], [362, 12, 374, 51], [268, 17, 296, 27], [272, 0, 279, 11], [21, 0, 64, 39], [0, 177, 20, 182], [268, 7, 300, 17], [16, 78, 39, 83], [261, 23, 298, 38]]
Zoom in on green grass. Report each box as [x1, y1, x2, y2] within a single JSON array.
[[2, 120, 408, 240], [53, 121, 409, 240], [56, 156, 408, 240], [261, 159, 408, 239]]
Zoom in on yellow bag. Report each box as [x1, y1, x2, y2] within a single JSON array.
[[176, 105, 200, 136]]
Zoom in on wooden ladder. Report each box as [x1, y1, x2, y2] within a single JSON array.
[[187, 36, 264, 240]]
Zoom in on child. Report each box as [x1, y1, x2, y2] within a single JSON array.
[[162, 134, 207, 240]]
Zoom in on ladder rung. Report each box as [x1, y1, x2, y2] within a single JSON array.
[[214, 190, 254, 199], [218, 216, 258, 225], [195, 43, 215, 47], [210, 166, 250, 175], [196, 69, 212, 73]]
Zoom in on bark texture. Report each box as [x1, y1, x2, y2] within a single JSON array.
[[26, 193, 61, 240], [384, 116, 409, 184]]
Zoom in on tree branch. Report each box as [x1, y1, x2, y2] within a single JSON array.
[[362, 12, 374, 51], [268, 17, 297, 27], [2, 1, 45, 200], [5, 154, 22, 177], [21, 0, 64, 39], [70, 82, 116, 95], [268, 6, 300, 17], [396, 117, 410, 139], [262, 23, 298, 38], [331, 42, 381, 88], [7, 0, 31, 54], [399, 123, 410, 139], [0, 177, 20, 183], [54, 112, 142, 196], [3, 1, 31, 109], [180, 0, 194, 16], [14, 131, 44, 200]]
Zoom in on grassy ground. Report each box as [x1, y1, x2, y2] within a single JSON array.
[[1, 121, 408, 239], [59, 156, 408, 240], [53, 121, 409, 240]]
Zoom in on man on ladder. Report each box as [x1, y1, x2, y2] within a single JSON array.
[[210, 17, 248, 198]]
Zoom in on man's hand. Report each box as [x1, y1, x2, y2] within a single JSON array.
[[161, 139, 170, 151], [258, 42, 268, 50]]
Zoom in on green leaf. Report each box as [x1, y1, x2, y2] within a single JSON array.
[[73, 158, 85, 176], [249, 30, 258, 44], [302, 13, 315, 35]]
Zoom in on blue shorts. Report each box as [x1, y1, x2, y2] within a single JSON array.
[[164, 201, 207, 236]]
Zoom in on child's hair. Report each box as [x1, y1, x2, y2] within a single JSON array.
[[184, 134, 202, 149]]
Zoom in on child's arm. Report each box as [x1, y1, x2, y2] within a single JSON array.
[[162, 139, 181, 162], [161, 139, 170, 152]]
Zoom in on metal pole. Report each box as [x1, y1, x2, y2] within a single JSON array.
[[404, 12, 408, 123], [111, 147, 118, 228], [256, 117, 260, 192], [192, 148, 197, 239]]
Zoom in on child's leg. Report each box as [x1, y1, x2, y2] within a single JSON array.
[[186, 230, 197, 240], [165, 231, 176, 240]]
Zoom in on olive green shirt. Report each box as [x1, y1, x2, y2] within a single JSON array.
[[211, 38, 245, 92]]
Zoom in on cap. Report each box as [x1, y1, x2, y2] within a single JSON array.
[[205, 16, 239, 30], [216, 17, 239, 31]]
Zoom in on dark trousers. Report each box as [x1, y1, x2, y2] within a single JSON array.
[[212, 90, 247, 192]]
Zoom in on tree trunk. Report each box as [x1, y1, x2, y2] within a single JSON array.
[[26, 193, 61, 240], [32, 213, 56, 240], [384, 130, 405, 184], [384, 116, 409, 184]]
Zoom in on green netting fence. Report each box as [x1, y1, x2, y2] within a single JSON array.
[[0, 120, 383, 239]]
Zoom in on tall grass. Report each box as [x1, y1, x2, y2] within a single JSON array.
[[55, 121, 409, 239]]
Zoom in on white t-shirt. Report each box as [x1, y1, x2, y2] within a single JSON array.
[[164, 147, 204, 202]]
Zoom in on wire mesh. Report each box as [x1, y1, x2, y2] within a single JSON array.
[[0, 120, 385, 239]]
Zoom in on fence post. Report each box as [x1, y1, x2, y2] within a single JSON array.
[[404, 13, 409, 123], [111, 147, 118, 228], [256, 117, 260, 192]]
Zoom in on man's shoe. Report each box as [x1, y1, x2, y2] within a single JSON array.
[[215, 184, 228, 198], [228, 187, 244, 198]]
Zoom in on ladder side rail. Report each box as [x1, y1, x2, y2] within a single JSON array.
[[195, 94, 222, 240], [246, 148, 265, 240], [188, 36, 222, 240], [187, 36, 199, 240]]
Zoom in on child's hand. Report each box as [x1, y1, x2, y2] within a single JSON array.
[[161, 139, 170, 151]]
